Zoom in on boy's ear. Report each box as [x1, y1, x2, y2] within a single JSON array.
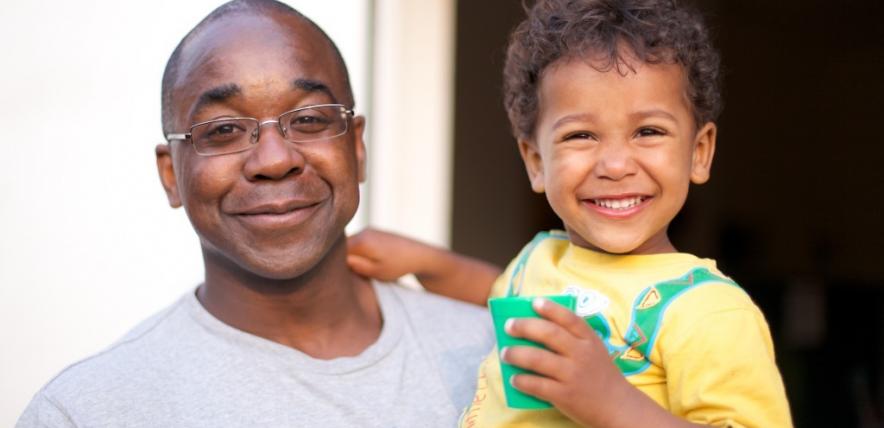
[[690, 122, 717, 185], [517, 139, 545, 193], [155, 144, 182, 208]]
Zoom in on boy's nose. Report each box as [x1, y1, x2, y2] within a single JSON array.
[[594, 141, 638, 181], [242, 124, 305, 181]]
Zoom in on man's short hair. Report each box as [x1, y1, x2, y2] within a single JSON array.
[[160, 0, 353, 134]]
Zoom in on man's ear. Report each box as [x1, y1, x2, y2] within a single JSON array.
[[690, 122, 717, 185], [351, 115, 367, 183], [517, 138, 545, 193], [155, 144, 182, 208]]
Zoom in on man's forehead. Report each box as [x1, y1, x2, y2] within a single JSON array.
[[172, 12, 344, 101]]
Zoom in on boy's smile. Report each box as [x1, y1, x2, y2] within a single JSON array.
[[519, 55, 716, 255]]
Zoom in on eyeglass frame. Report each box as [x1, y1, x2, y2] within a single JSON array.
[[165, 103, 355, 156]]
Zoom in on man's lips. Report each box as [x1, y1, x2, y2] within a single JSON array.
[[230, 199, 324, 229], [234, 199, 320, 216]]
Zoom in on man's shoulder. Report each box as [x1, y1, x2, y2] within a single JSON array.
[[383, 283, 494, 348], [386, 283, 490, 326], [381, 284, 494, 413], [34, 295, 192, 404]]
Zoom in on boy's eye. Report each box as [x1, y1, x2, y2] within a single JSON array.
[[562, 131, 596, 141], [636, 127, 666, 137]]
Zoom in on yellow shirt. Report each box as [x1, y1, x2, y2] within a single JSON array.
[[460, 231, 792, 428]]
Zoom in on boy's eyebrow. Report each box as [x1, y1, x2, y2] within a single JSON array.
[[629, 109, 678, 122], [552, 112, 598, 130], [552, 109, 679, 130]]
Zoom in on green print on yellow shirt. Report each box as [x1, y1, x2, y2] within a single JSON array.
[[586, 268, 738, 375]]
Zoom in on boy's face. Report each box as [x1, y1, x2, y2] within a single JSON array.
[[519, 56, 716, 255]]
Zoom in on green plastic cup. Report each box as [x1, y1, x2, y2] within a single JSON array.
[[488, 294, 576, 409]]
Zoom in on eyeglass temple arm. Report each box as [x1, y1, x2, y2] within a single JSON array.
[[165, 132, 191, 142]]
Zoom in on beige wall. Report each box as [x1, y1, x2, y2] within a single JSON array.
[[369, 0, 457, 247]]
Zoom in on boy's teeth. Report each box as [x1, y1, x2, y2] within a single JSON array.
[[593, 197, 644, 210]]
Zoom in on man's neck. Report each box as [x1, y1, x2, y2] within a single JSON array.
[[196, 236, 382, 359]]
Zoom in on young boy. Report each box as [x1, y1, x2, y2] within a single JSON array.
[[348, 0, 792, 426]]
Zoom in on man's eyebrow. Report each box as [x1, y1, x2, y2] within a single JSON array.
[[293, 78, 338, 103], [192, 83, 242, 115]]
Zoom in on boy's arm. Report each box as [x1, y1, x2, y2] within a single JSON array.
[[661, 305, 793, 427], [347, 228, 501, 306]]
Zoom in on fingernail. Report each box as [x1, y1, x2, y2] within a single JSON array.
[[533, 298, 546, 310], [504, 318, 515, 333], [500, 347, 509, 361]]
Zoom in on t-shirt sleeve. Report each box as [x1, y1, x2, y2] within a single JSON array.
[[488, 243, 533, 299], [488, 270, 511, 299], [15, 392, 77, 428], [660, 287, 793, 428]]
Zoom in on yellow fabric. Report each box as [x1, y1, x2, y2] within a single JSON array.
[[460, 232, 792, 428]]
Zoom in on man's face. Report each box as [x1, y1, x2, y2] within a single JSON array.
[[519, 55, 715, 255], [157, 13, 365, 280]]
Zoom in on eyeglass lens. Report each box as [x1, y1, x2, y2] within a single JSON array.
[[190, 105, 349, 156]]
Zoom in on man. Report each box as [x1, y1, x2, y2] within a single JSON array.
[[17, 1, 493, 426]]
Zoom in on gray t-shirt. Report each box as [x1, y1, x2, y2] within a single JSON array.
[[17, 283, 494, 427]]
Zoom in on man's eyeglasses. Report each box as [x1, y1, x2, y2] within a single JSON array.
[[165, 103, 355, 156]]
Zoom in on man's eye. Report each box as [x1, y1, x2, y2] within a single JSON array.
[[206, 122, 246, 137], [289, 114, 331, 133], [294, 116, 318, 124]]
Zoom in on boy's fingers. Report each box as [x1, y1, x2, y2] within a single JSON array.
[[346, 255, 377, 276], [501, 346, 567, 380], [346, 231, 368, 253], [533, 298, 594, 340], [505, 317, 576, 356], [348, 227, 384, 248], [509, 373, 563, 404]]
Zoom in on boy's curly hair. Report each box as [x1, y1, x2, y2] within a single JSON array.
[[503, 0, 722, 140]]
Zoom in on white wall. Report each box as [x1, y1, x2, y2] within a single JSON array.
[[0, 1, 385, 425], [369, 0, 456, 247]]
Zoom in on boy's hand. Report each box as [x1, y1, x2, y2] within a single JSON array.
[[502, 298, 701, 428], [347, 228, 427, 282], [347, 228, 501, 306]]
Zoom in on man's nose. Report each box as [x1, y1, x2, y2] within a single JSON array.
[[242, 122, 305, 181], [594, 139, 638, 181]]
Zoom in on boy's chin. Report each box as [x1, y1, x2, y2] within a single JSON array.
[[594, 243, 642, 255], [588, 237, 673, 255], [568, 234, 638, 254], [567, 230, 662, 255]]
